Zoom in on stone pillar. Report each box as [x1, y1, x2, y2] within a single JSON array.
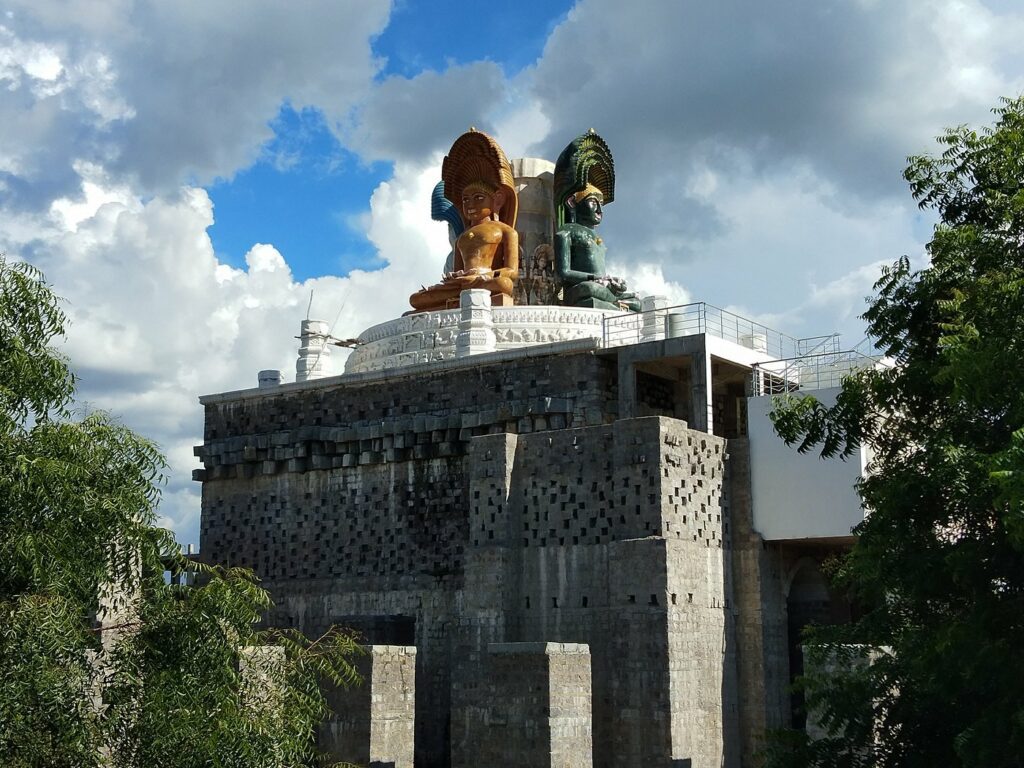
[[451, 433, 519, 768], [641, 295, 669, 342], [728, 439, 790, 765], [690, 349, 712, 434], [239, 645, 286, 715], [477, 643, 593, 768], [455, 289, 496, 358], [320, 645, 416, 768], [92, 543, 142, 761], [296, 319, 331, 382], [511, 157, 559, 306]]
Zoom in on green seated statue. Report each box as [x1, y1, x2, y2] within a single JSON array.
[[553, 130, 640, 312]]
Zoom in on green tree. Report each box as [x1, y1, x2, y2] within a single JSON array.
[[0, 258, 361, 767], [764, 97, 1024, 767]]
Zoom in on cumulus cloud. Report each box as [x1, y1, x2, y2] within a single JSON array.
[[520, 0, 1024, 338], [3, 0, 1024, 550], [661, 161, 929, 339], [350, 62, 510, 162], [5, 153, 450, 545], [530, 0, 1024, 198], [0, 0, 391, 202], [0, 0, 451, 546]]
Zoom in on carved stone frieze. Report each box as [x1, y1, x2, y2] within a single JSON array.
[[345, 301, 624, 374]]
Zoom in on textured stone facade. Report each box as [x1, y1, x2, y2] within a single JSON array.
[[473, 643, 593, 768], [321, 645, 416, 768], [199, 340, 844, 767]]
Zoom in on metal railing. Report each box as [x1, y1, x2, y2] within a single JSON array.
[[797, 334, 841, 356], [596, 301, 889, 396], [601, 301, 803, 359], [601, 308, 645, 347], [750, 349, 885, 396]]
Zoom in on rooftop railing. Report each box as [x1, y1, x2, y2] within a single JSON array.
[[598, 301, 889, 396], [750, 349, 886, 396], [601, 301, 804, 358]]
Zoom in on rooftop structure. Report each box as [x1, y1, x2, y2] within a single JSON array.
[[196, 130, 873, 768]]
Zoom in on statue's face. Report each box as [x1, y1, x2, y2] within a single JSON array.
[[576, 195, 603, 226], [462, 187, 502, 222]]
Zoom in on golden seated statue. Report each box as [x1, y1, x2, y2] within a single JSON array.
[[410, 130, 519, 313]]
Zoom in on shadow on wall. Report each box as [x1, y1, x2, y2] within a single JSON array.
[[786, 558, 853, 728]]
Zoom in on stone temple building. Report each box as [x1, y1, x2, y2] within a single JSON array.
[[195, 152, 873, 768]]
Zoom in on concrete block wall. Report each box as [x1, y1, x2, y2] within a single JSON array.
[[198, 348, 618, 467], [197, 343, 794, 768], [476, 643, 593, 768], [321, 645, 416, 768], [661, 421, 738, 767], [258, 580, 454, 768], [450, 432, 518, 767], [460, 417, 735, 768], [201, 458, 469, 580], [728, 439, 791, 764]]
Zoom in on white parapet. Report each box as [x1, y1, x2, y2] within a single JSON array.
[[640, 295, 669, 341], [345, 302, 625, 374]]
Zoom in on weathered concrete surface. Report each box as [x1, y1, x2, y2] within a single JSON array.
[[466, 643, 592, 768], [321, 645, 416, 768], [199, 343, 851, 768], [729, 439, 791, 765]]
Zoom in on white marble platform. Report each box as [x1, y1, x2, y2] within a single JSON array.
[[345, 296, 624, 374]]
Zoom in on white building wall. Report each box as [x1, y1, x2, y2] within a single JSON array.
[[746, 387, 866, 541]]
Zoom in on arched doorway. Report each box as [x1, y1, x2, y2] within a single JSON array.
[[785, 559, 850, 727]]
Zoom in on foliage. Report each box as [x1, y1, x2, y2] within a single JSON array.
[[764, 97, 1024, 767], [0, 258, 361, 767]]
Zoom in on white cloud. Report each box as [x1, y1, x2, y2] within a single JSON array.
[[49, 162, 134, 231], [4, 153, 453, 545], [516, 0, 1024, 340], [22, 46, 61, 81], [610, 261, 691, 308], [350, 62, 509, 162], [2, 0, 1024, 552], [0, 2, 391, 202], [0, 25, 62, 87], [13, 183, 310, 544]]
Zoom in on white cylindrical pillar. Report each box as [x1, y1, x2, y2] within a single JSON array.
[[296, 320, 331, 382]]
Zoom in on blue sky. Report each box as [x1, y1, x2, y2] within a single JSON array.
[[2, 0, 1023, 545], [208, 0, 575, 281], [208, 106, 388, 280], [374, 0, 574, 78]]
